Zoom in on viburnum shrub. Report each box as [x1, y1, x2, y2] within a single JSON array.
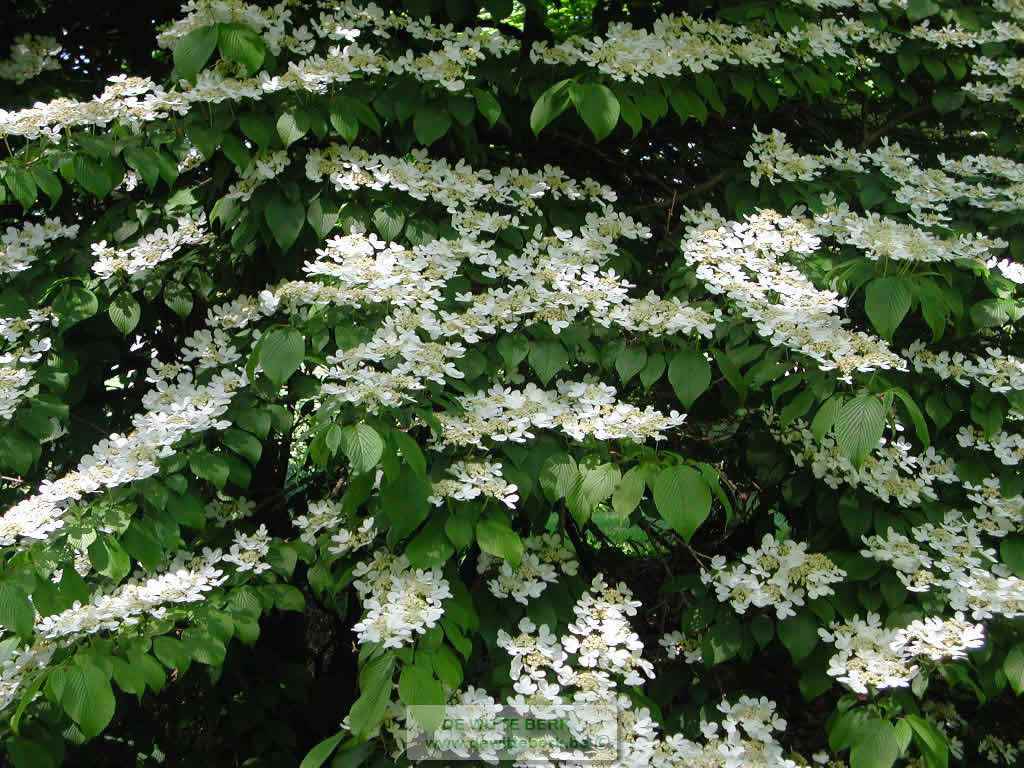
[[1, 0, 1024, 765]]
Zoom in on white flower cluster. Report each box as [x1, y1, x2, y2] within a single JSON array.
[[0, 35, 61, 83], [489, 577, 797, 768], [651, 696, 796, 768], [0, 6, 517, 141], [0, 643, 54, 714], [820, 611, 985, 695], [681, 205, 904, 379], [889, 613, 986, 662], [814, 199, 1006, 266], [206, 495, 255, 526], [765, 408, 959, 508], [530, 14, 786, 80], [3, 0, 1022, 144], [746, 128, 1024, 224], [222, 524, 271, 573], [967, 55, 1024, 103], [91, 212, 212, 280], [157, 0, 299, 57], [297, 148, 710, 444], [499, 574, 654, 697], [862, 519, 1024, 618], [429, 460, 519, 509], [0, 308, 55, 423], [701, 534, 846, 619], [979, 734, 1024, 766], [292, 498, 377, 555], [658, 630, 702, 664], [437, 380, 687, 448], [905, 341, 1024, 394], [819, 613, 918, 694], [0, 359, 247, 544], [224, 149, 291, 202], [34, 548, 227, 641], [477, 533, 578, 605], [328, 518, 376, 556], [957, 425, 1024, 466], [351, 550, 451, 648], [293, 498, 345, 545], [0, 217, 79, 278]]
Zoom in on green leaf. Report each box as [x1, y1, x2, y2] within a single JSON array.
[[777, 611, 818, 661], [218, 23, 265, 74], [173, 24, 219, 80], [330, 101, 360, 143], [221, 134, 251, 171], [259, 328, 305, 385], [186, 124, 221, 159], [566, 463, 621, 524], [0, 584, 34, 637], [611, 465, 647, 518], [473, 88, 502, 126], [652, 466, 711, 542], [276, 111, 310, 147], [108, 293, 141, 335], [931, 88, 965, 114], [539, 453, 578, 501], [391, 430, 427, 479], [904, 715, 949, 768], [167, 492, 205, 528], [570, 83, 620, 141], [5, 167, 37, 210], [1005, 644, 1024, 695], [61, 663, 116, 740], [340, 423, 384, 475], [121, 521, 163, 571], [1001, 536, 1024, 578], [476, 515, 523, 566], [348, 653, 395, 739], [529, 340, 569, 385], [164, 281, 193, 317], [864, 277, 912, 340], [53, 285, 98, 328], [413, 105, 452, 146], [713, 349, 747, 401], [300, 731, 346, 768], [399, 662, 444, 707], [890, 387, 930, 447], [703, 615, 742, 665], [668, 349, 711, 408], [265, 194, 305, 250], [906, 0, 939, 20], [615, 346, 647, 385], [780, 389, 815, 427], [182, 630, 227, 666], [88, 536, 130, 582], [669, 86, 708, 124], [811, 395, 844, 441], [189, 449, 231, 490], [372, 204, 406, 241], [406, 518, 454, 569], [381, 466, 429, 540], [222, 427, 263, 465], [639, 353, 665, 389], [835, 394, 886, 467], [73, 155, 114, 198], [531, 79, 572, 135], [30, 166, 62, 207], [238, 112, 275, 149], [850, 719, 901, 768], [497, 335, 529, 370]]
